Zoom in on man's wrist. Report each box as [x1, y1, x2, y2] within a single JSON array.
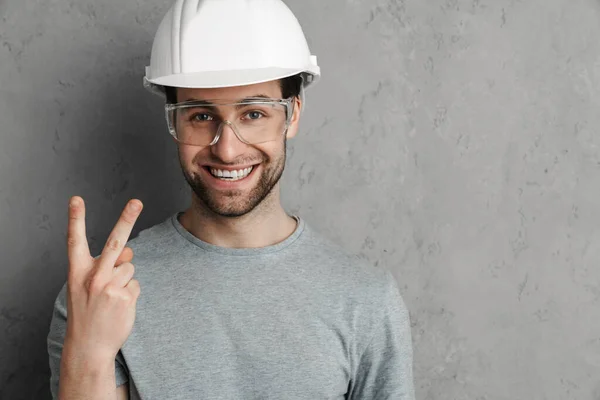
[[61, 341, 115, 375], [59, 344, 117, 400]]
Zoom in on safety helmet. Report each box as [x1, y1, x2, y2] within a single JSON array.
[[143, 0, 320, 97]]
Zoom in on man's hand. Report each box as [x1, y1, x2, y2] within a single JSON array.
[[64, 196, 143, 362]]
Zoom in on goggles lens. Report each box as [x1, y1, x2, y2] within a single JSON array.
[[165, 99, 292, 146]]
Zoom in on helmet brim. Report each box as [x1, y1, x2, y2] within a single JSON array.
[[144, 67, 320, 95]]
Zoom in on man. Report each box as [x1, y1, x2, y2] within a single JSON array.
[[47, 0, 415, 399]]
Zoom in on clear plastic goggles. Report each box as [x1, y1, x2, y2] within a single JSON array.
[[164, 97, 294, 146]]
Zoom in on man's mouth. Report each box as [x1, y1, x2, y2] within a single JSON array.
[[205, 165, 256, 181]]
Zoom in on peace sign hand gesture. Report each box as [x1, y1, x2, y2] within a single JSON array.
[[63, 196, 143, 362]]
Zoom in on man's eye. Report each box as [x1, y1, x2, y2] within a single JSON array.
[[191, 113, 213, 122], [245, 111, 264, 120]]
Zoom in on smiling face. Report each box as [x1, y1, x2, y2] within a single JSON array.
[[175, 80, 302, 218]]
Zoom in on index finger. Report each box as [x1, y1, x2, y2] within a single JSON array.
[[67, 196, 92, 272], [97, 199, 143, 275]]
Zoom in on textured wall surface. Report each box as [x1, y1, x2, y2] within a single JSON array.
[[1, 0, 599, 399]]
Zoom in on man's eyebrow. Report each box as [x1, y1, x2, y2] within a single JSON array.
[[182, 98, 215, 106], [182, 94, 274, 107]]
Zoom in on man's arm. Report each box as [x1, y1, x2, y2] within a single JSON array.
[[347, 271, 416, 399]]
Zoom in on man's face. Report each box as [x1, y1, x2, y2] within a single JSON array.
[[175, 80, 301, 218]]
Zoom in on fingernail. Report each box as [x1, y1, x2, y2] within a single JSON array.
[[129, 201, 142, 212], [70, 197, 80, 208]]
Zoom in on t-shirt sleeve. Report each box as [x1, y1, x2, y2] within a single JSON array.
[[347, 271, 416, 400], [47, 282, 130, 399]]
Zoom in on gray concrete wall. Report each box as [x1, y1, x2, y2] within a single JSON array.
[[1, 0, 599, 399]]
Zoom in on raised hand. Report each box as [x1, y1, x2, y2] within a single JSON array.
[[63, 196, 143, 362]]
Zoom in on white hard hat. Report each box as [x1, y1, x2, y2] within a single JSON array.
[[143, 0, 320, 96]]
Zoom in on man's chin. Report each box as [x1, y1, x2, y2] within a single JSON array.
[[203, 197, 255, 218], [189, 185, 259, 217]]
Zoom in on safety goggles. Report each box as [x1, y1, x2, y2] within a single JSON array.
[[164, 97, 294, 146]]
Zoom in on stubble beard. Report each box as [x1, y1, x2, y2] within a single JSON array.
[[180, 140, 287, 218]]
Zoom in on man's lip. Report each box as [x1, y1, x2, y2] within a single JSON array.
[[201, 163, 260, 186], [203, 163, 259, 171]]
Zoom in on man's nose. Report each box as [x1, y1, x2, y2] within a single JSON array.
[[210, 121, 248, 162]]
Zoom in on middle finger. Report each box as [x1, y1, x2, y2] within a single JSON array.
[[97, 200, 143, 277]]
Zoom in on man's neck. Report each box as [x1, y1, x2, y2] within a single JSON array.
[[178, 193, 298, 249]]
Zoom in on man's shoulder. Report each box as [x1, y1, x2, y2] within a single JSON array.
[[299, 222, 394, 292], [299, 222, 404, 333]]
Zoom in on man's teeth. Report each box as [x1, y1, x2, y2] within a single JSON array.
[[210, 166, 254, 181]]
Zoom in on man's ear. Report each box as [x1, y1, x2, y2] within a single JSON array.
[[285, 97, 303, 139]]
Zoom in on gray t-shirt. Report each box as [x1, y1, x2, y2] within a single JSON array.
[[48, 213, 415, 399]]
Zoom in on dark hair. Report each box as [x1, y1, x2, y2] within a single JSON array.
[[164, 73, 303, 104], [280, 73, 303, 99], [165, 86, 176, 104]]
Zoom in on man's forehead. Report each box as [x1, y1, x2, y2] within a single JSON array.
[[177, 80, 282, 101]]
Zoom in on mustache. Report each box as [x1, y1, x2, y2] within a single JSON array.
[[177, 146, 265, 167], [198, 156, 265, 166]]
